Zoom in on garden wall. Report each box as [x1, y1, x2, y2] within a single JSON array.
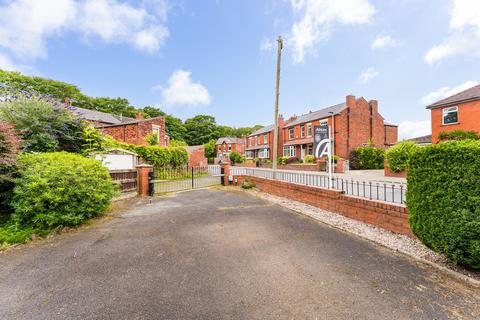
[[234, 175, 413, 237]]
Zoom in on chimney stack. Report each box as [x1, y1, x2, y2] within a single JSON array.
[[346, 95, 356, 108]]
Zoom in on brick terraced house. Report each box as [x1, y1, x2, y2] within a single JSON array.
[[427, 84, 480, 144], [245, 116, 286, 160], [215, 137, 246, 162], [69, 106, 168, 146], [282, 95, 397, 161]]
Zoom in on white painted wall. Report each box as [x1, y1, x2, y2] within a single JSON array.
[[95, 154, 137, 170]]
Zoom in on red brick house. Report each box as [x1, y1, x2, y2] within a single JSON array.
[[69, 106, 168, 146], [282, 95, 397, 161], [183, 145, 207, 167], [427, 84, 480, 143], [215, 137, 246, 162], [245, 116, 287, 160]]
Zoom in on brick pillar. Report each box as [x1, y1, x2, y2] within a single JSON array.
[[220, 162, 230, 186], [136, 164, 153, 197]]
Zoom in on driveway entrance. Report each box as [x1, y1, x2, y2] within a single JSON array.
[[0, 189, 478, 319]]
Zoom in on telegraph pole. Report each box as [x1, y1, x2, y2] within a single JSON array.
[[272, 35, 283, 179]]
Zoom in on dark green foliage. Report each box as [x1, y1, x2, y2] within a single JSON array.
[[164, 114, 187, 141], [12, 152, 117, 228], [385, 141, 417, 173], [438, 130, 479, 141], [169, 139, 188, 147], [350, 146, 385, 169], [407, 140, 480, 269], [184, 115, 220, 145], [0, 95, 86, 153], [277, 156, 288, 165], [229, 151, 245, 164]]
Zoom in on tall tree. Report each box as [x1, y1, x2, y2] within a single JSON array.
[[184, 115, 219, 145]]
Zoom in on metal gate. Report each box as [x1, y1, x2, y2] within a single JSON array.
[[149, 165, 224, 195]]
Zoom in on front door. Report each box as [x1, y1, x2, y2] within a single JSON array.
[[300, 145, 306, 161]]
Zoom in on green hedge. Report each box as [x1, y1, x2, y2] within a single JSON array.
[[109, 139, 188, 168], [11, 152, 117, 228], [407, 140, 480, 269], [438, 130, 479, 141], [350, 146, 385, 169], [385, 141, 417, 173]]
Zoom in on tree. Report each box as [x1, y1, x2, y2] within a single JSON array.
[[165, 114, 187, 141], [204, 139, 216, 159], [184, 115, 220, 145], [143, 106, 165, 118], [0, 94, 86, 153]]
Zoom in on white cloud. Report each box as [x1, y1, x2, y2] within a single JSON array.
[[425, 0, 480, 65], [371, 35, 400, 50], [420, 80, 478, 105], [0, 52, 21, 71], [159, 70, 211, 107], [0, 0, 170, 69], [398, 120, 431, 140], [358, 67, 379, 83], [288, 0, 375, 63], [260, 37, 274, 52]]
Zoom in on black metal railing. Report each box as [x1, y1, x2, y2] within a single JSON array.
[[150, 165, 222, 194]]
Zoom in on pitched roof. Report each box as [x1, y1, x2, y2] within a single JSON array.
[[284, 102, 347, 128], [427, 84, 480, 109], [249, 124, 274, 137], [68, 106, 136, 125], [215, 137, 245, 145]]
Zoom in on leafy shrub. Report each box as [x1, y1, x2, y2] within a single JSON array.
[[438, 130, 479, 141], [203, 139, 216, 159], [230, 151, 245, 164], [81, 125, 106, 156], [385, 141, 417, 173], [286, 156, 300, 164], [146, 133, 159, 146], [241, 178, 255, 189], [261, 158, 272, 165], [11, 152, 117, 228], [304, 155, 315, 163], [0, 95, 86, 153], [277, 156, 288, 165], [350, 146, 385, 169], [0, 122, 21, 212], [407, 140, 480, 269]]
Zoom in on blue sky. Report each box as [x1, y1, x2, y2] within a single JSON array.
[[0, 0, 479, 139]]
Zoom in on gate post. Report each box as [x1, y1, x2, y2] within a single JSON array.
[[220, 162, 230, 186], [136, 164, 154, 197]]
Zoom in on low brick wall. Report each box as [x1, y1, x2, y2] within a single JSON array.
[[234, 163, 322, 171], [234, 175, 413, 237]]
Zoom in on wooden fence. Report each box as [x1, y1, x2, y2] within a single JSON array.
[[110, 169, 138, 193]]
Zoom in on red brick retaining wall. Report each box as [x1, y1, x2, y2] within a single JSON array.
[[234, 175, 413, 237]]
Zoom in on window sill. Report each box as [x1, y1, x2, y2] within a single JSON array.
[[441, 122, 460, 126]]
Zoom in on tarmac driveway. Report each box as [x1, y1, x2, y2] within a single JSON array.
[[0, 188, 478, 320]]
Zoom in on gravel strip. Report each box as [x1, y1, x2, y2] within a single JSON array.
[[235, 187, 480, 284]]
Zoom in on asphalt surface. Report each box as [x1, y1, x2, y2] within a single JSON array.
[[0, 188, 479, 320]]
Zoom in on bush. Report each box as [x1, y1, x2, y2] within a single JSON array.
[[407, 140, 480, 269], [438, 130, 479, 141], [11, 152, 117, 228], [230, 151, 245, 164], [146, 133, 159, 146], [241, 178, 255, 189], [385, 141, 417, 173], [304, 155, 315, 163], [277, 156, 288, 165], [169, 139, 188, 147], [350, 146, 385, 169], [0, 95, 86, 153], [0, 122, 21, 212], [286, 156, 300, 164]]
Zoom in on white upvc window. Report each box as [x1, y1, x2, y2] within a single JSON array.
[[307, 123, 312, 137], [228, 144, 232, 151], [300, 125, 305, 138], [283, 146, 295, 157], [442, 106, 458, 125], [264, 134, 268, 145], [289, 128, 294, 140], [256, 136, 260, 144]]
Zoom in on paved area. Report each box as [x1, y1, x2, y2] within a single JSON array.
[[0, 188, 478, 320]]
